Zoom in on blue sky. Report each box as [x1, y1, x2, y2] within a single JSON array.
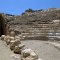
[[0, 0, 60, 15]]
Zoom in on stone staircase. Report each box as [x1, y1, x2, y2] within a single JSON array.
[[20, 20, 60, 41]]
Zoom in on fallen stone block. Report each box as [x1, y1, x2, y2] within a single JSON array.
[[14, 46, 22, 54], [10, 40, 16, 50], [18, 44, 25, 49], [9, 29, 15, 37], [15, 36, 20, 40], [6, 36, 15, 45], [21, 49, 38, 60], [14, 40, 21, 45], [24, 57, 42, 60], [14, 44, 25, 54], [6, 39, 11, 45], [1, 35, 6, 41], [21, 56, 33, 60], [10, 40, 21, 50]]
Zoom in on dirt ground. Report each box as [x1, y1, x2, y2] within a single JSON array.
[[0, 40, 21, 60], [0, 40, 60, 60], [21, 40, 60, 60]]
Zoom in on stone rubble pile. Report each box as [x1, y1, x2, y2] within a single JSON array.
[[1, 28, 41, 60]]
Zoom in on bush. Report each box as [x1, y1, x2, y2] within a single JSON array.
[[25, 9, 35, 12]]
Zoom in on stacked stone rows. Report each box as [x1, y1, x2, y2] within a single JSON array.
[[19, 20, 60, 41]]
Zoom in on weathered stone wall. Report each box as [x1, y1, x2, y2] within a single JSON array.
[[0, 14, 6, 36], [19, 20, 60, 41]]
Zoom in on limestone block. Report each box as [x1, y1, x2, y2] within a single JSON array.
[[5, 36, 15, 45], [9, 29, 15, 37], [21, 49, 32, 58], [14, 46, 22, 54], [21, 56, 39, 60], [1, 35, 6, 41], [21, 49, 38, 60], [22, 56, 33, 60], [13, 40, 21, 45], [13, 44, 25, 54], [10, 40, 15, 45], [4, 35, 10, 41], [30, 52, 38, 60], [18, 44, 25, 49], [9, 37, 15, 41], [10, 40, 21, 50], [10, 40, 16, 50], [15, 36, 20, 40]]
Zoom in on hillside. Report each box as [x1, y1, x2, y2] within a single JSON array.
[[2, 8, 60, 27], [2, 8, 60, 40]]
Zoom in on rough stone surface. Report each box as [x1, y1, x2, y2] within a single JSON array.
[[5, 36, 15, 45], [14, 46, 22, 54], [1, 35, 6, 41], [13, 43, 25, 54], [10, 40, 21, 50], [21, 49, 38, 60]]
